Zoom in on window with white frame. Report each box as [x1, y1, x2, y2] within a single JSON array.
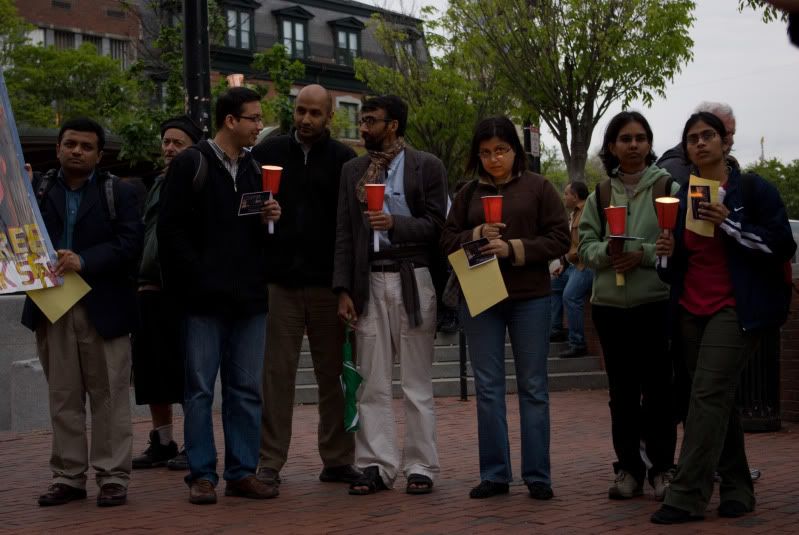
[[338, 102, 359, 139]]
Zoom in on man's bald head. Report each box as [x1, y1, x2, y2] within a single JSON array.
[[294, 84, 334, 144]]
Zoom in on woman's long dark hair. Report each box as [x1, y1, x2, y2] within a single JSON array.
[[465, 116, 528, 178], [598, 111, 657, 176], [680, 112, 728, 162]]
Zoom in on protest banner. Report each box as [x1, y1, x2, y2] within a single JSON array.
[[0, 70, 60, 294]]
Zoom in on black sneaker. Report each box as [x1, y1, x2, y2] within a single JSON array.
[[132, 430, 178, 469], [718, 500, 751, 518], [469, 480, 509, 499], [527, 482, 554, 500], [651, 504, 704, 524], [549, 330, 568, 343], [167, 449, 188, 471]]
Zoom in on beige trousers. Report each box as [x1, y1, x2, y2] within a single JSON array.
[[259, 284, 354, 472], [36, 303, 132, 489], [354, 268, 440, 487]]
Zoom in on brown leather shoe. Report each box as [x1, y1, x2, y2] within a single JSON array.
[[225, 475, 279, 499], [38, 484, 87, 506], [97, 483, 127, 507], [189, 479, 217, 505]]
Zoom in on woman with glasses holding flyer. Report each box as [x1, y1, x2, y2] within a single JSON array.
[[578, 111, 680, 503], [440, 116, 569, 500], [650, 112, 795, 524]]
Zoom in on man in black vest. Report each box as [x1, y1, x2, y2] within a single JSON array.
[[251, 84, 358, 486], [24, 117, 143, 507]]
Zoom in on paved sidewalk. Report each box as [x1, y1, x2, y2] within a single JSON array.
[[1, 390, 797, 534]]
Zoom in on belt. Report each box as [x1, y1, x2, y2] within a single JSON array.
[[370, 263, 402, 273]]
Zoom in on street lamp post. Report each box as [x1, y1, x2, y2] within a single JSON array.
[[184, 0, 212, 137]]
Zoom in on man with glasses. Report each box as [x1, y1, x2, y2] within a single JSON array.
[[250, 84, 359, 487], [333, 95, 447, 495], [158, 87, 282, 504]]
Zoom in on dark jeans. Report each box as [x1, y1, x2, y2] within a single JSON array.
[[592, 301, 676, 484], [665, 307, 760, 515]]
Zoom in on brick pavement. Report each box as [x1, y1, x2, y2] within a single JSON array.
[[1, 390, 797, 534]]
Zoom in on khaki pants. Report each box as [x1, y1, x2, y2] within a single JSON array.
[[259, 285, 354, 472], [354, 268, 440, 487], [36, 303, 132, 489]]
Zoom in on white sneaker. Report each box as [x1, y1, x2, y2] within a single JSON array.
[[651, 470, 672, 501], [608, 470, 643, 499]]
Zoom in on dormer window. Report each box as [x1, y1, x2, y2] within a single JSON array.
[[273, 6, 314, 59], [329, 17, 364, 67]]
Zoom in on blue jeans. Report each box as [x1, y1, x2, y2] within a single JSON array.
[[183, 313, 266, 486], [563, 266, 593, 350], [460, 297, 551, 485], [550, 269, 568, 333]]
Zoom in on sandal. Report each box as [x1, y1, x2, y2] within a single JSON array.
[[406, 473, 433, 495], [348, 466, 387, 495]]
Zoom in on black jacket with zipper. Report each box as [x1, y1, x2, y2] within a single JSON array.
[[157, 140, 269, 316], [251, 130, 356, 287]]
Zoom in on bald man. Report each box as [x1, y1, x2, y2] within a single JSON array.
[[251, 85, 359, 486]]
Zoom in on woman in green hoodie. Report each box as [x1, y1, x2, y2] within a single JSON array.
[[578, 111, 679, 502]]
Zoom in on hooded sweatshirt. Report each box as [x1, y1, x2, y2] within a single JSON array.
[[578, 164, 679, 308]]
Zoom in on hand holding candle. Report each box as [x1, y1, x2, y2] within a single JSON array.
[[655, 197, 679, 268], [604, 206, 627, 286], [365, 184, 386, 252], [262, 165, 282, 234]]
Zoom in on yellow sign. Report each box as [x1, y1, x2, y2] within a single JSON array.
[[26, 271, 91, 324], [686, 175, 721, 238], [448, 248, 508, 317]]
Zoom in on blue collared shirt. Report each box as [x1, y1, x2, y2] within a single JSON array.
[[378, 150, 410, 247], [57, 171, 93, 268]]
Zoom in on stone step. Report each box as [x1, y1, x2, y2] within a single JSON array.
[[293, 371, 609, 404], [293, 356, 603, 385], [295, 341, 572, 367]]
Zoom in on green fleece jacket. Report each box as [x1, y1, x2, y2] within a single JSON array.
[[578, 164, 679, 308]]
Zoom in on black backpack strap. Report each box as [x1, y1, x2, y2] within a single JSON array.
[[595, 179, 611, 239], [188, 147, 209, 194], [35, 169, 59, 206]]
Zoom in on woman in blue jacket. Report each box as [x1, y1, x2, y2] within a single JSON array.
[[651, 112, 796, 524]]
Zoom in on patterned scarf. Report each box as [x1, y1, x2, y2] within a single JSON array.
[[356, 138, 406, 203]]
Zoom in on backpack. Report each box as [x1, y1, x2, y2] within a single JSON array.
[[594, 175, 673, 239], [35, 169, 119, 220], [187, 145, 262, 194]]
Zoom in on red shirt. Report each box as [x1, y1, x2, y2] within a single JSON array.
[[679, 226, 736, 316]]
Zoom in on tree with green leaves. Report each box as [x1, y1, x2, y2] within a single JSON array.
[[0, 0, 31, 67], [746, 158, 799, 218], [738, 0, 790, 22], [251, 44, 306, 133], [355, 11, 511, 185], [443, 0, 695, 182]]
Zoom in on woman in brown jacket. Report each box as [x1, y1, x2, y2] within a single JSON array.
[[440, 116, 569, 500]]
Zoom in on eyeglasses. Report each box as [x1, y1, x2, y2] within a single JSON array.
[[478, 145, 513, 159], [686, 130, 718, 145], [358, 116, 392, 127], [237, 114, 264, 124]]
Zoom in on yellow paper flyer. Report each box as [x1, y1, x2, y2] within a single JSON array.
[[449, 248, 508, 317], [26, 271, 91, 324], [686, 175, 720, 238]]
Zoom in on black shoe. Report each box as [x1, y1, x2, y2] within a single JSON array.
[[469, 480, 509, 499], [167, 449, 188, 471], [651, 504, 704, 524], [549, 331, 568, 343], [132, 430, 178, 469], [38, 484, 87, 506], [527, 482, 554, 500], [718, 500, 751, 518], [559, 347, 588, 358], [319, 464, 362, 484], [97, 483, 127, 507]]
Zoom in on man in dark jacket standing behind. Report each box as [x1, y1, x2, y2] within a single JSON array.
[[25, 117, 143, 507], [157, 87, 282, 505], [250, 84, 359, 486]]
